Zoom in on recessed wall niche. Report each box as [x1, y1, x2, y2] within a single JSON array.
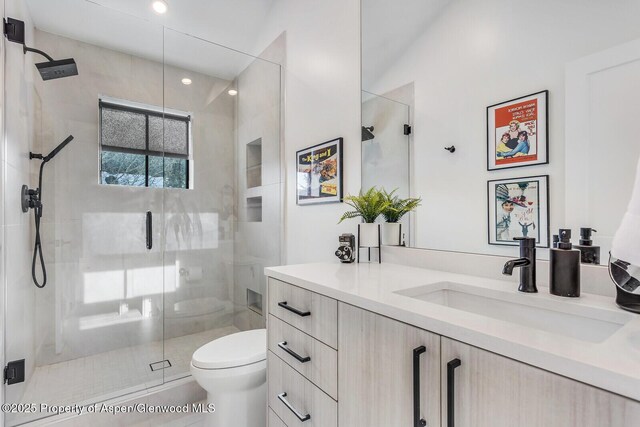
[[246, 196, 262, 222], [246, 138, 262, 188]]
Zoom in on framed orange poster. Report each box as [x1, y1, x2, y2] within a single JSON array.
[[296, 137, 343, 205], [487, 90, 548, 171]]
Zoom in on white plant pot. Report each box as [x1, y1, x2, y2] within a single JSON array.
[[382, 223, 402, 246], [358, 223, 380, 248]]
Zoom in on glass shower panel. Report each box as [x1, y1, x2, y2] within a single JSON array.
[[3, 1, 165, 424], [161, 28, 282, 380], [361, 91, 411, 244]]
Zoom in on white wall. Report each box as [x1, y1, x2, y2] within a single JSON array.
[[254, 0, 362, 264], [368, 0, 640, 258]]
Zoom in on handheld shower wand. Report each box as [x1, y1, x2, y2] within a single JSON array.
[[22, 135, 74, 288]]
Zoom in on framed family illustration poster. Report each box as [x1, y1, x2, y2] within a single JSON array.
[[487, 90, 548, 170], [296, 137, 343, 205], [488, 175, 549, 247]]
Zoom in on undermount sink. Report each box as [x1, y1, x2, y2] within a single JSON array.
[[396, 281, 635, 343]]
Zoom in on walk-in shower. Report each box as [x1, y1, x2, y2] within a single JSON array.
[[1, 0, 282, 424]]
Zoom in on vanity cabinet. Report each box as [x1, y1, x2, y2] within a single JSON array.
[[267, 278, 338, 427], [441, 338, 640, 427], [338, 302, 441, 427], [267, 277, 640, 427]]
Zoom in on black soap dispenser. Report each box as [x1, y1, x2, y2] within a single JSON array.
[[549, 229, 581, 297], [574, 227, 600, 265]]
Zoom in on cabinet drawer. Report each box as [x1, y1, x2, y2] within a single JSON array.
[[268, 278, 337, 348], [268, 351, 337, 427], [269, 409, 287, 427], [268, 314, 338, 399]]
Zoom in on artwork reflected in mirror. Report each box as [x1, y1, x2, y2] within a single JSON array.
[[487, 91, 548, 171], [488, 176, 549, 247], [361, 0, 640, 262]]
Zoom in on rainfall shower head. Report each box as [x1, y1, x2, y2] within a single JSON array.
[[35, 58, 78, 81], [4, 17, 78, 81], [362, 126, 375, 142]]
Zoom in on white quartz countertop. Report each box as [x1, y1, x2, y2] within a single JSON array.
[[265, 262, 640, 402]]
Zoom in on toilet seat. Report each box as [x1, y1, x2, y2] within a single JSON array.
[[192, 329, 266, 370]]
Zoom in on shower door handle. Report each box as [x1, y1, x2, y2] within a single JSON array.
[[146, 211, 152, 250]]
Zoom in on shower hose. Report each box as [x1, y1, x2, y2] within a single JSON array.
[[32, 161, 47, 288]]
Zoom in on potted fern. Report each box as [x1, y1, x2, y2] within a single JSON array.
[[381, 189, 422, 246], [339, 187, 390, 248]]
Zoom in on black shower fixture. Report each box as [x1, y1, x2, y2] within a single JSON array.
[[362, 126, 375, 142], [4, 17, 78, 80], [23, 135, 75, 288]]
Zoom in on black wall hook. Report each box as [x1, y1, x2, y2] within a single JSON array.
[[445, 145, 456, 153]]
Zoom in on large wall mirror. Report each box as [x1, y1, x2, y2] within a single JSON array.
[[362, 0, 640, 263]]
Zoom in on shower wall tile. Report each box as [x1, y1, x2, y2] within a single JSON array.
[[4, 223, 37, 404], [5, 162, 31, 227], [233, 34, 284, 330], [3, 0, 39, 407]]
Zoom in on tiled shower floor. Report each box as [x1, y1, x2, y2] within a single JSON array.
[[20, 325, 240, 409]]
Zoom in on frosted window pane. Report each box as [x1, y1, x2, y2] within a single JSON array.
[[101, 108, 146, 150], [149, 115, 188, 156]]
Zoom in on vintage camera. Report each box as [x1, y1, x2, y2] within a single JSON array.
[[335, 233, 356, 263]]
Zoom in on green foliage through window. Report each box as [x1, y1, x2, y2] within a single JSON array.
[[99, 100, 190, 189]]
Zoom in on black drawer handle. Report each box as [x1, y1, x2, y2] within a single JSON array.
[[278, 341, 311, 363], [278, 301, 311, 317], [447, 358, 462, 427], [413, 346, 427, 427], [277, 392, 311, 422]]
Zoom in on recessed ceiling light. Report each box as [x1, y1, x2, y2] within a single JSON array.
[[181, 78, 192, 85], [152, 1, 168, 14], [228, 89, 238, 96]]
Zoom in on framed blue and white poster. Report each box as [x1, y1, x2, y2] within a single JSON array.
[[488, 175, 549, 247]]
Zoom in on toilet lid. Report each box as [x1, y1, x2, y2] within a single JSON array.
[[192, 329, 266, 369]]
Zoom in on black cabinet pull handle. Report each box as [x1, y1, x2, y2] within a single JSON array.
[[277, 392, 311, 422], [146, 211, 152, 250], [278, 301, 311, 317], [447, 358, 462, 427], [413, 346, 427, 427], [278, 341, 311, 363]]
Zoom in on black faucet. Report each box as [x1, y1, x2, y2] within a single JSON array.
[[502, 237, 537, 293]]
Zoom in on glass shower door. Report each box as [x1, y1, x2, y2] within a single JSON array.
[[3, 1, 166, 424], [160, 27, 283, 381]]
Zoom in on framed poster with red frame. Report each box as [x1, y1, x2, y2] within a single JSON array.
[[487, 90, 548, 171], [296, 137, 343, 205]]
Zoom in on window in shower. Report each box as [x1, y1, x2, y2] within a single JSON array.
[[99, 99, 191, 188]]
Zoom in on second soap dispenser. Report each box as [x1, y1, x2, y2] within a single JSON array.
[[549, 229, 581, 297], [574, 227, 600, 265]]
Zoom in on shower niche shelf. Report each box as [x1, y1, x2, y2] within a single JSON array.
[[246, 196, 262, 222], [246, 138, 262, 189]]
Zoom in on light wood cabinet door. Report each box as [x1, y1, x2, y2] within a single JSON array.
[[441, 337, 640, 427], [338, 302, 441, 427]]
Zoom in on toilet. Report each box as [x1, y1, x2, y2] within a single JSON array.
[[190, 329, 267, 427]]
